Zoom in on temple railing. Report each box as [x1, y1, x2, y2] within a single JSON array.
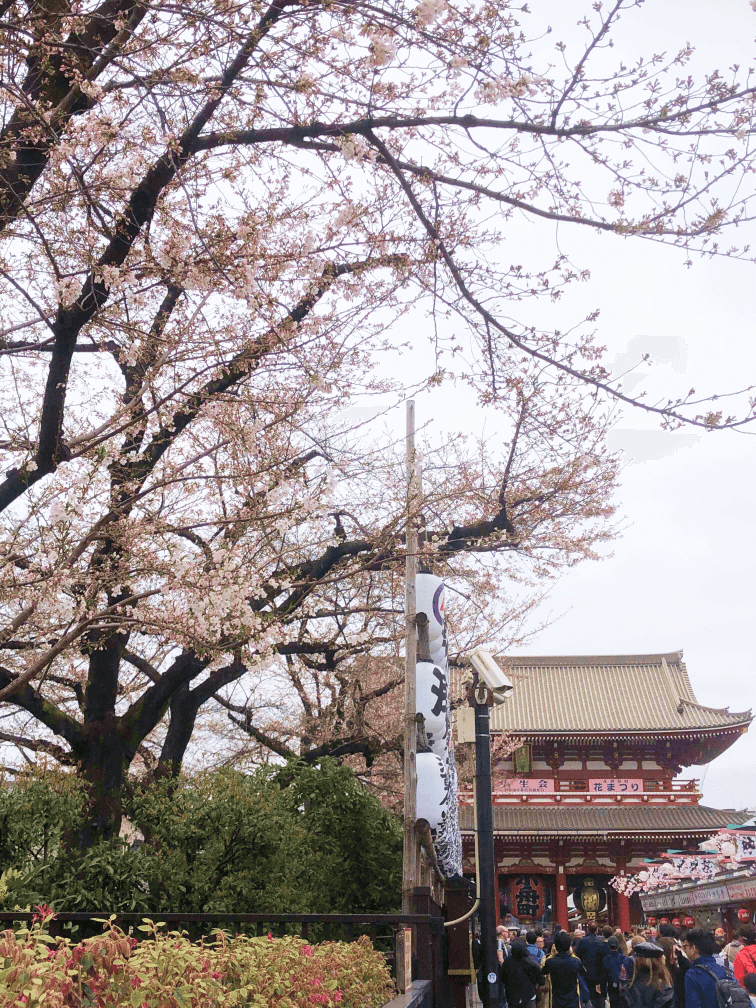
[[559, 778, 700, 793], [458, 778, 701, 804]]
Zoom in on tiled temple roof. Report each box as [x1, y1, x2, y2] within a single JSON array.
[[489, 652, 751, 735], [458, 804, 752, 835]]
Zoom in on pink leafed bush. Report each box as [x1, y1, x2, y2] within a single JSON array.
[[0, 911, 395, 1007]]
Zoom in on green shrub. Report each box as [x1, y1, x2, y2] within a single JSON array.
[[0, 912, 395, 1007], [0, 761, 401, 915]]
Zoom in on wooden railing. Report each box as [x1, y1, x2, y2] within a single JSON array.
[[557, 778, 700, 793], [383, 980, 432, 1008], [458, 778, 701, 804]]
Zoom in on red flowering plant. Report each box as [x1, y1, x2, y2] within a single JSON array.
[[31, 904, 57, 925], [0, 918, 394, 1007]]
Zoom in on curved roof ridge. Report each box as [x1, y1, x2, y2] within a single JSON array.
[[488, 652, 753, 737], [507, 651, 685, 666], [679, 696, 752, 720]]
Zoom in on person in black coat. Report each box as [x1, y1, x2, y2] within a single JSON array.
[[543, 931, 590, 1008], [577, 923, 610, 1008], [500, 939, 545, 1008]]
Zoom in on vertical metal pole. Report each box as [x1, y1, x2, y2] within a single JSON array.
[[475, 688, 500, 1006], [402, 399, 419, 926]]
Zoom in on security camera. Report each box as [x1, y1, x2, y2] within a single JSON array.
[[468, 647, 514, 705]]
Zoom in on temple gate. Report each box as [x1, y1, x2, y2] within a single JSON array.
[[458, 652, 752, 930]]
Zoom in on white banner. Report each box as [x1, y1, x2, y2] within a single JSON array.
[[415, 573, 462, 878]]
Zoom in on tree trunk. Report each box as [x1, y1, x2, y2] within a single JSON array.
[[75, 627, 134, 849], [155, 682, 198, 779], [155, 655, 247, 780], [75, 721, 133, 848]]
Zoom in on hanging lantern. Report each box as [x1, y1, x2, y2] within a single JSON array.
[[672, 918, 681, 927], [431, 645, 449, 669], [660, 917, 670, 925], [417, 573, 449, 674], [416, 659, 448, 742], [416, 573, 446, 648], [573, 877, 606, 915], [738, 908, 752, 922], [416, 751, 451, 829], [684, 917, 695, 927], [647, 917, 657, 926], [508, 875, 545, 921]]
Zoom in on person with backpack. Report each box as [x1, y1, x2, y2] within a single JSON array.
[[733, 926, 756, 989], [621, 942, 674, 1008], [602, 936, 633, 1008], [682, 930, 750, 1008], [500, 939, 546, 1008], [723, 936, 745, 971], [528, 931, 547, 967]]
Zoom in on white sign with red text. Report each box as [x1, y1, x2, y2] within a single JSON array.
[[588, 778, 644, 794], [501, 778, 555, 793]]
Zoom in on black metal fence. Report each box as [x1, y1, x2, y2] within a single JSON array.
[[0, 887, 447, 1003]]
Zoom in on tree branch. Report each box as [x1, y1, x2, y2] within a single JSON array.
[[0, 0, 298, 515], [192, 92, 756, 148], [156, 655, 247, 775], [0, 730, 77, 766], [227, 712, 298, 761], [364, 129, 751, 432], [120, 649, 208, 748], [0, 665, 86, 755]]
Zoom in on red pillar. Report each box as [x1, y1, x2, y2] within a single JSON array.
[[616, 860, 631, 933], [555, 865, 569, 929], [617, 891, 631, 933]]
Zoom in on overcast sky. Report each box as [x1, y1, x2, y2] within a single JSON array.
[[506, 0, 756, 812], [384, 0, 756, 811]]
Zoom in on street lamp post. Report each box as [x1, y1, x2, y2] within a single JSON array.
[[473, 677, 500, 1007], [466, 649, 513, 1008]]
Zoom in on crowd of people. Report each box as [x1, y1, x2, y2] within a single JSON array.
[[473, 919, 756, 1008]]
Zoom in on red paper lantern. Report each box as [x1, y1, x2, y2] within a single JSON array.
[[647, 917, 657, 925], [738, 908, 751, 922], [684, 916, 695, 927], [660, 917, 670, 924], [507, 874, 545, 921], [672, 918, 681, 926]]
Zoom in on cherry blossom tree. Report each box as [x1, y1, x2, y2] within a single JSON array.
[[1, 0, 755, 843], [0, 364, 617, 842], [189, 379, 618, 798]]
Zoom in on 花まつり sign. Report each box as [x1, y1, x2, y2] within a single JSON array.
[[588, 779, 644, 794]]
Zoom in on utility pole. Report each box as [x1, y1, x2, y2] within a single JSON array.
[[400, 400, 420, 988], [474, 677, 500, 1007]]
